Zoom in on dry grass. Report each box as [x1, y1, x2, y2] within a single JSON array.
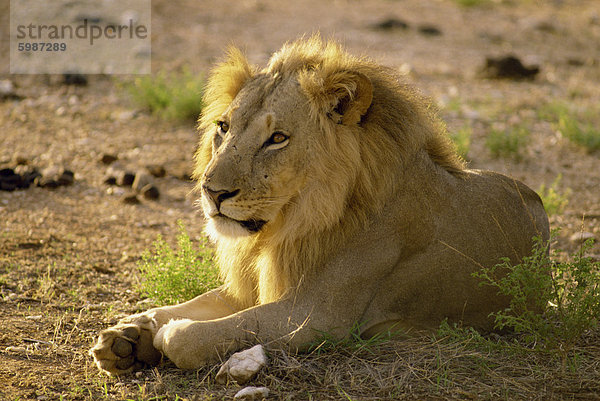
[[65, 327, 600, 400]]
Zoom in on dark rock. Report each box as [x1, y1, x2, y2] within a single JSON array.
[[479, 55, 540, 80], [418, 25, 442, 36], [141, 184, 160, 200], [0, 168, 15, 177], [36, 176, 60, 189], [372, 18, 409, 31], [0, 168, 23, 191], [118, 171, 136, 187], [63, 73, 88, 86], [57, 170, 75, 186], [103, 176, 117, 185], [122, 193, 141, 205], [146, 164, 166, 178], [100, 153, 118, 165]]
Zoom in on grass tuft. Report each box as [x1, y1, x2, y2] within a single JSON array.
[[485, 125, 530, 160], [450, 125, 472, 158], [557, 112, 600, 152], [540, 102, 600, 152], [123, 68, 204, 122], [537, 174, 571, 216], [137, 221, 220, 305]]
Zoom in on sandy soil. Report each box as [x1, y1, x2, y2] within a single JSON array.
[[1, 0, 599, 399]]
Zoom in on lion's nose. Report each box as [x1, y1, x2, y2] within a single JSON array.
[[203, 185, 240, 211]]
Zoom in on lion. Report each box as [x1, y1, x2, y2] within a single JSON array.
[[91, 36, 549, 375]]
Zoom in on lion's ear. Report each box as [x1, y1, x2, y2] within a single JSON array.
[[304, 70, 373, 126]]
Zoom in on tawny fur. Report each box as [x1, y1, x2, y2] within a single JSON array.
[[91, 36, 549, 376], [193, 36, 466, 307]]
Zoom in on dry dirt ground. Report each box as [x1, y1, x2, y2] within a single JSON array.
[[1, 0, 600, 400]]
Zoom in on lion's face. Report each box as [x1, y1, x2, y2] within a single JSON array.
[[199, 74, 318, 238]]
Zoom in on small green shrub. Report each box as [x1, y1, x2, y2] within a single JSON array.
[[540, 102, 600, 152], [123, 68, 204, 121], [557, 113, 600, 152], [450, 125, 472, 158], [537, 174, 571, 216], [485, 126, 530, 160], [137, 222, 221, 305], [473, 232, 600, 368]]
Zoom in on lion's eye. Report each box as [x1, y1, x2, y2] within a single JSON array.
[[216, 121, 229, 134], [266, 131, 289, 147]]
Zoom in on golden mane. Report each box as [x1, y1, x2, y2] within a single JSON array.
[[194, 36, 466, 308]]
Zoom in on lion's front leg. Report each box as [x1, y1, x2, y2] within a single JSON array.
[[152, 295, 357, 370], [91, 286, 241, 375]]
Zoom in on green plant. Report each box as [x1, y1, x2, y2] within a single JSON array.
[[473, 232, 600, 369], [123, 67, 204, 121], [485, 125, 530, 160], [137, 222, 221, 305], [450, 125, 472, 158], [537, 174, 571, 216], [540, 102, 600, 152], [557, 112, 600, 152]]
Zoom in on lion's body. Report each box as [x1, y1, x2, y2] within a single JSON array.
[[91, 37, 549, 374]]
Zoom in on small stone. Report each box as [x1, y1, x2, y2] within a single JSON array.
[[119, 172, 136, 187], [146, 164, 166, 178], [55, 106, 67, 116], [37, 178, 60, 189], [570, 232, 596, 245], [100, 153, 118, 165], [0, 80, 21, 100], [371, 18, 409, 31], [479, 55, 540, 80], [57, 170, 74, 186], [132, 171, 153, 192], [0, 169, 23, 191], [234, 386, 269, 401], [106, 187, 125, 196], [141, 184, 160, 200], [0, 168, 14, 177], [418, 25, 442, 36], [122, 193, 140, 205], [216, 344, 267, 385], [104, 176, 118, 185]]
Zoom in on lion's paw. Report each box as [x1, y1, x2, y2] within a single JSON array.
[[90, 314, 163, 376]]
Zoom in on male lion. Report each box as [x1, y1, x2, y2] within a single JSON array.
[[91, 37, 549, 375]]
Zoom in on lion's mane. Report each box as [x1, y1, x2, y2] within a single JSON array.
[[193, 36, 466, 308]]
